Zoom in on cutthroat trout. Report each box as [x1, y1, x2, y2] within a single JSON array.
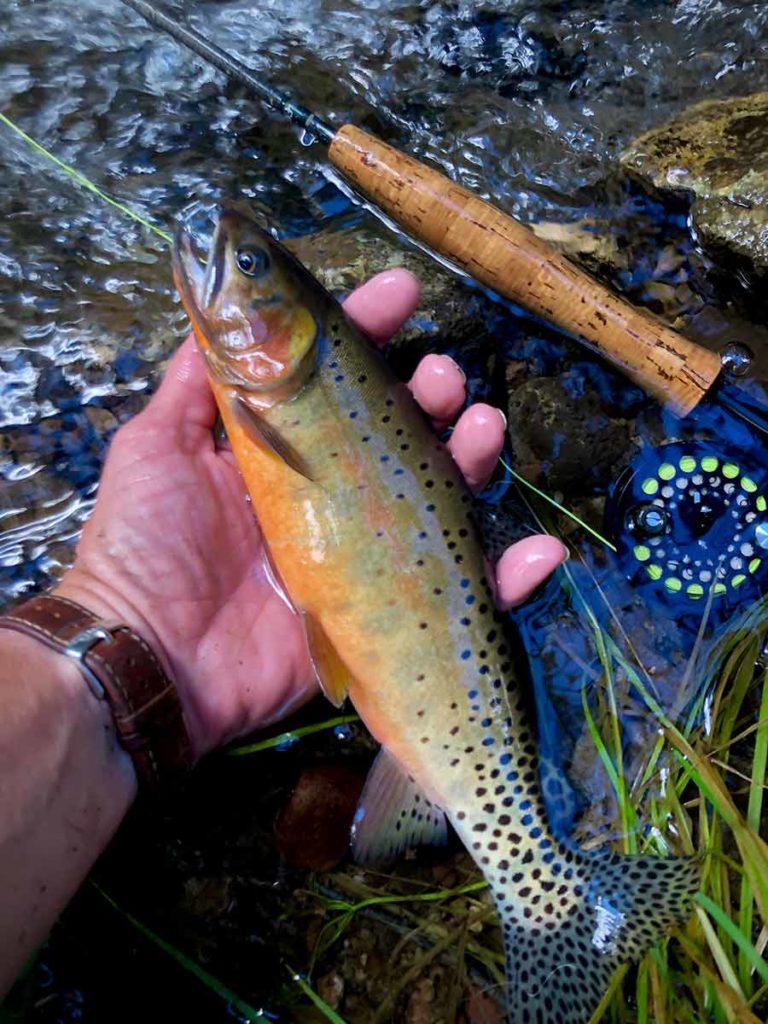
[[173, 208, 698, 1024]]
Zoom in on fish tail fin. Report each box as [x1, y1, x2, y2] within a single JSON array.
[[496, 850, 699, 1023]]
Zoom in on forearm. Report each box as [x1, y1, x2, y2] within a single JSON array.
[[0, 630, 137, 995]]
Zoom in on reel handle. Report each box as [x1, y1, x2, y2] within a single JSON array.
[[330, 124, 722, 417]]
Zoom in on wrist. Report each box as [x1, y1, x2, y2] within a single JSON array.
[[0, 628, 137, 995], [56, 569, 206, 758], [56, 568, 172, 678], [0, 629, 136, 788], [1, 589, 196, 785]]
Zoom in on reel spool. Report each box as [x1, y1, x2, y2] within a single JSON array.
[[607, 442, 768, 608]]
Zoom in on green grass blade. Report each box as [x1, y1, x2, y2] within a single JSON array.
[[498, 456, 616, 551], [319, 879, 488, 916], [697, 893, 768, 988], [738, 669, 768, 992], [309, 879, 490, 967], [694, 903, 746, 1000], [581, 686, 638, 848], [285, 966, 348, 1024], [678, 933, 764, 1024], [95, 885, 269, 1021], [227, 715, 360, 755], [635, 960, 650, 1024]]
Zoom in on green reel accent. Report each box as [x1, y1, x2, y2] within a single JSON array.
[[609, 442, 768, 605]]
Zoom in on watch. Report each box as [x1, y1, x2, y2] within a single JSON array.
[[0, 593, 194, 789]]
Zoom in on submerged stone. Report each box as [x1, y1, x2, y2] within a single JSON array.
[[275, 762, 364, 871], [621, 93, 768, 281], [506, 373, 633, 494]]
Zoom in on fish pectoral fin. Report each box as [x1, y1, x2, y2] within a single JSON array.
[[351, 748, 448, 865], [303, 613, 353, 707], [230, 394, 314, 481]]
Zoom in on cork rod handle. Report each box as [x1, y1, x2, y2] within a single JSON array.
[[329, 124, 721, 416]]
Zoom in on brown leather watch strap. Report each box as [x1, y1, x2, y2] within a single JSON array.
[[0, 593, 194, 789]]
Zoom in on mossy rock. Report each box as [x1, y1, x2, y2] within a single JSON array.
[[621, 93, 768, 278]]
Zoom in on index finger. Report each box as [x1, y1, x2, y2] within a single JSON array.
[[342, 269, 421, 346]]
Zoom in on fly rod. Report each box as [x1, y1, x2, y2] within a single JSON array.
[[121, 0, 722, 416]]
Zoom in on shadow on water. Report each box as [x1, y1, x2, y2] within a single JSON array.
[[3, 0, 768, 1021]]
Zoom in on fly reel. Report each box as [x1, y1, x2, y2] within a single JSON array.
[[607, 442, 768, 608]]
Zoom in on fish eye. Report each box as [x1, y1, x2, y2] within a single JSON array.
[[235, 246, 270, 278]]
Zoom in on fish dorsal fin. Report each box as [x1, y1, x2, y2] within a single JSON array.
[[230, 394, 314, 481], [351, 749, 448, 864], [303, 612, 354, 707]]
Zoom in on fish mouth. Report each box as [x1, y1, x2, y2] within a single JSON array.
[[173, 209, 277, 321], [172, 217, 233, 306], [172, 223, 246, 386], [172, 225, 208, 321], [172, 213, 292, 391]]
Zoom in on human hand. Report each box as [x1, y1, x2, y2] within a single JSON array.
[[58, 270, 567, 758]]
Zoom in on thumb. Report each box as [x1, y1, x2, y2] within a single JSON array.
[[143, 334, 218, 433]]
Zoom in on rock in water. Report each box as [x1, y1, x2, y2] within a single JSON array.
[[621, 93, 768, 282], [276, 764, 365, 871]]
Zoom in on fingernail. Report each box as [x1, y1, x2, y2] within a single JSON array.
[[444, 356, 466, 383], [496, 408, 508, 431]]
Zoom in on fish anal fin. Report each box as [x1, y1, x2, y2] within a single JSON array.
[[351, 749, 448, 865], [230, 394, 313, 481], [304, 613, 353, 707]]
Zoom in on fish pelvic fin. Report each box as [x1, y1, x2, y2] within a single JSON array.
[[304, 612, 353, 707], [497, 850, 699, 1023], [351, 749, 448, 864]]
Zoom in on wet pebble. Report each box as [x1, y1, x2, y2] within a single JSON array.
[[463, 984, 505, 1024], [405, 974, 437, 1024], [316, 969, 345, 1010], [275, 763, 364, 871]]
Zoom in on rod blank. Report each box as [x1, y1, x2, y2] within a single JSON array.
[[120, 0, 335, 143], [120, 0, 723, 414]]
